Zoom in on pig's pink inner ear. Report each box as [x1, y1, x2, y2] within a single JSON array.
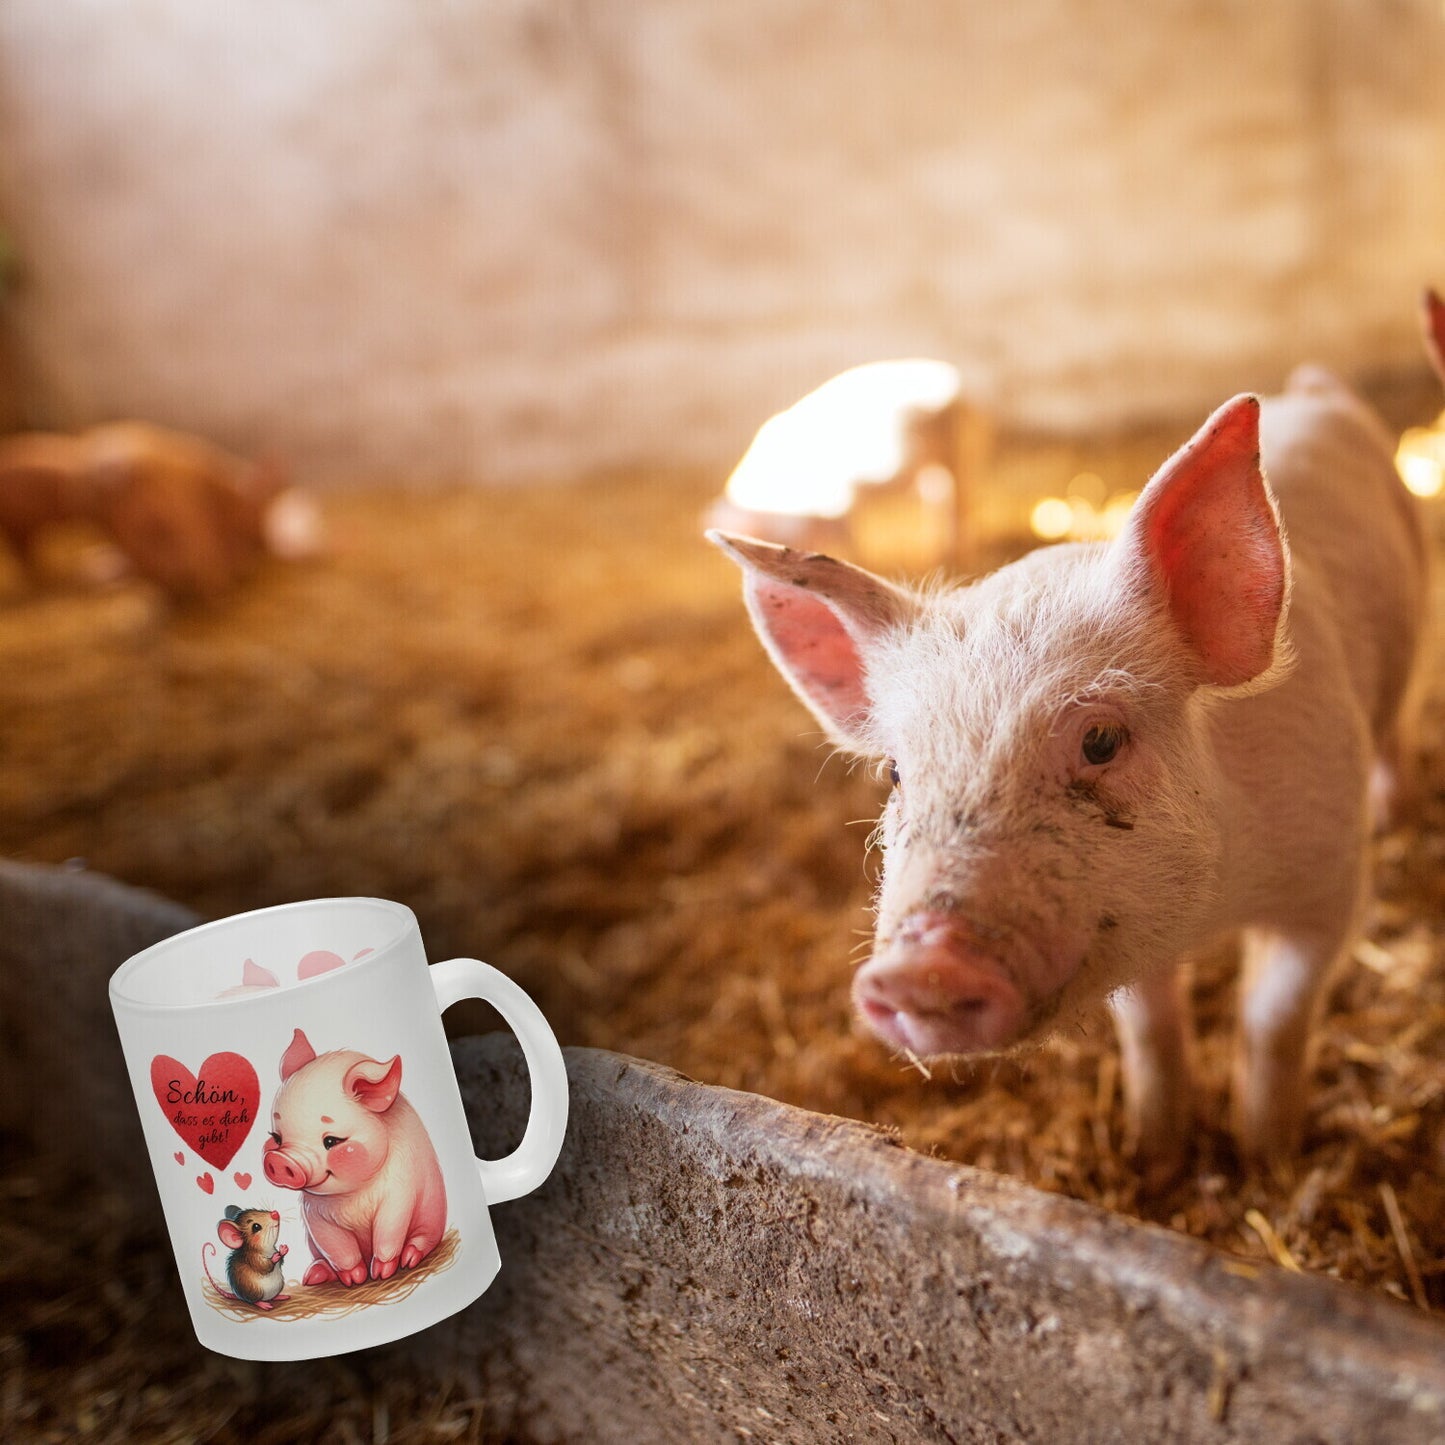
[[280, 1028, 318, 1081], [217, 1220, 244, 1250], [345, 1055, 402, 1113], [744, 574, 872, 743], [1130, 395, 1285, 688]]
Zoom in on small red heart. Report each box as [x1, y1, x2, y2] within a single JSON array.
[[233, 1171, 252, 1190], [197, 1172, 215, 1194], [174, 1151, 185, 1165]]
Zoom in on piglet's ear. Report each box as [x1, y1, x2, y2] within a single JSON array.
[[706, 531, 916, 753], [217, 1219, 245, 1250], [280, 1028, 317, 1081], [1423, 288, 1445, 388], [1117, 395, 1287, 689], [345, 1055, 402, 1113]]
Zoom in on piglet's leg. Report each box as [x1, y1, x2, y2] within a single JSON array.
[[368, 1198, 419, 1281], [1109, 962, 1193, 1190], [300, 1219, 339, 1285], [305, 1215, 369, 1288], [1232, 928, 1340, 1167]]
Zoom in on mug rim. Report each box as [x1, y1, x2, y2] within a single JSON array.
[[108, 896, 418, 1016]]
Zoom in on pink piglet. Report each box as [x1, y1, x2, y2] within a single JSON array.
[[263, 1029, 447, 1286]]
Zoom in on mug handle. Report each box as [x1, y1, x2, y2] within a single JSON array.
[[429, 958, 569, 1205]]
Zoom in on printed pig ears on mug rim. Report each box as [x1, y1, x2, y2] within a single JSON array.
[[706, 531, 917, 751], [241, 958, 279, 989], [1118, 394, 1287, 690]]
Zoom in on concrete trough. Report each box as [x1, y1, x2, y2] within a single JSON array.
[[444, 1038, 1445, 1444]]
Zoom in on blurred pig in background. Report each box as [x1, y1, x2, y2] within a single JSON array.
[[0, 420, 320, 600]]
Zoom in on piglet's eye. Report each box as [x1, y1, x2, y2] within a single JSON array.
[[323, 1134, 346, 1151], [1081, 724, 1127, 766], [887, 759, 900, 786]]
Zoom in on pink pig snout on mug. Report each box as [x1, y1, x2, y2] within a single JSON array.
[[261, 1139, 311, 1191]]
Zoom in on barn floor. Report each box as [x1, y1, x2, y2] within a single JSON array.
[[6, 398, 1445, 1439]]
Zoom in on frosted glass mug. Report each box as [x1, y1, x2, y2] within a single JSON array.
[[109, 897, 568, 1361]]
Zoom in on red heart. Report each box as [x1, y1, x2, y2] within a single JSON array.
[[197, 1172, 215, 1194], [173, 1151, 185, 1165], [234, 1171, 252, 1190], [150, 1052, 260, 1169]]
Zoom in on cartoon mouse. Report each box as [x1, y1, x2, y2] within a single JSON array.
[[201, 1204, 291, 1310]]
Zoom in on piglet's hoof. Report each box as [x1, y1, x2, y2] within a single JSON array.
[[303, 1261, 339, 1286], [399, 1242, 430, 1270], [371, 1256, 399, 1281], [339, 1263, 369, 1287]]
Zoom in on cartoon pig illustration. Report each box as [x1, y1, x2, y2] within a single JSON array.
[[262, 1029, 447, 1286]]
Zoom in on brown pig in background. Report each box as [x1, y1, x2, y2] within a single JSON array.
[[711, 345, 1428, 1183], [0, 420, 319, 600]]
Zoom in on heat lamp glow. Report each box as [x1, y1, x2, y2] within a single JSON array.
[[721, 359, 962, 520], [1396, 412, 1445, 499], [1030, 474, 1139, 542]]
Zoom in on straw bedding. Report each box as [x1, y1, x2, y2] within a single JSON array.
[[201, 1231, 462, 1325], [5, 410, 1445, 1439]]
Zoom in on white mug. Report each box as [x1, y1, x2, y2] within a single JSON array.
[[108, 897, 568, 1361]]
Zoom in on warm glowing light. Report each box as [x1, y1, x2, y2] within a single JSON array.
[[1100, 490, 1139, 538], [1397, 416, 1445, 499], [1065, 471, 1107, 507], [915, 462, 954, 507], [1030, 497, 1073, 539], [1031, 489, 1138, 542], [1400, 453, 1444, 499], [723, 360, 961, 519]]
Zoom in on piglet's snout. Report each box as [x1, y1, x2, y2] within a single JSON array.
[[262, 1149, 309, 1191], [854, 912, 1026, 1057]]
